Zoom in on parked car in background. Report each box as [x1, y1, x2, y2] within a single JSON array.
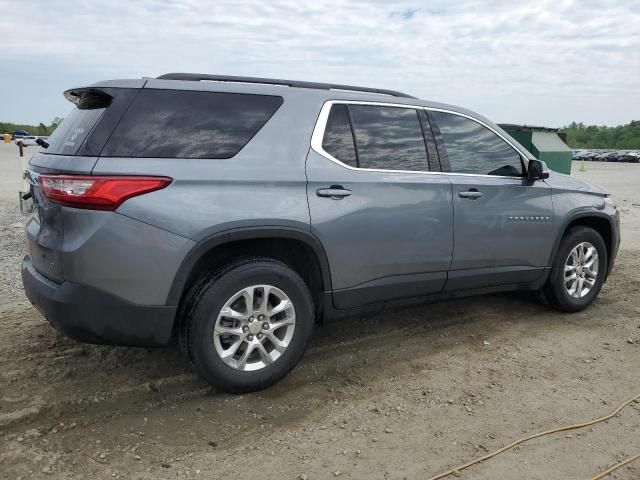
[[15, 135, 49, 146], [21, 74, 620, 393], [12, 130, 29, 140], [573, 149, 640, 163]]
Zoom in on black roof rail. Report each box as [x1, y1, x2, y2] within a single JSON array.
[[156, 73, 416, 99]]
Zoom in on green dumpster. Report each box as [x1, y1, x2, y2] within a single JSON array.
[[499, 124, 573, 175]]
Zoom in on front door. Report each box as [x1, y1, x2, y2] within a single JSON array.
[[306, 102, 454, 309], [427, 110, 554, 291]]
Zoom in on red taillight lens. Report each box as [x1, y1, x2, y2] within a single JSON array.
[[38, 175, 172, 211]]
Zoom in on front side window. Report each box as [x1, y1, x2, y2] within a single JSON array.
[[348, 105, 429, 171], [430, 111, 523, 177], [101, 90, 283, 159]]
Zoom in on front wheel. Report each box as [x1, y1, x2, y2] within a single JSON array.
[[541, 226, 607, 312], [181, 257, 315, 393]]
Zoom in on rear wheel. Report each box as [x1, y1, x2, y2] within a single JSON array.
[[180, 257, 314, 393], [541, 226, 607, 312]]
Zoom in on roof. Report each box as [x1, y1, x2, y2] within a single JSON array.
[[156, 73, 417, 99], [81, 74, 475, 117]]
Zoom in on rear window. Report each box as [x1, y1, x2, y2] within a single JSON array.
[[45, 91, 111, 155], [101, 90, 283, 159]]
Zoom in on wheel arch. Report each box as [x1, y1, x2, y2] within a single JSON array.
[[166, 226, 333, 314], [549, 211, 614, 275]]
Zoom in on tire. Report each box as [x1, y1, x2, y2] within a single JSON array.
[[542, 226, 607, 312], [180, 257, 314, 393]]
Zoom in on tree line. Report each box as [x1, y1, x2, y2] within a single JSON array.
[[0, 120, 61, 136], [560, 120, 640, 149]]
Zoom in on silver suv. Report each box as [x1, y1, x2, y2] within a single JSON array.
[[21, 73, 620, 392]]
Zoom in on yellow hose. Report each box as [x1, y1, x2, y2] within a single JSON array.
[[427, 392, 640, 480], [591, 451, 640, 479]]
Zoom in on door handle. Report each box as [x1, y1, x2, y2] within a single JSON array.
[[316, 186, 352, 199], [458, 190, 483, 199]]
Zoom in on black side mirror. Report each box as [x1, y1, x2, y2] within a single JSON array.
[[527, 159, 549, 181]]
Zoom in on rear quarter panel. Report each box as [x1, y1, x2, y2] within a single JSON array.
[[60, 209, 194, 305], [93, 86, 320, 241]]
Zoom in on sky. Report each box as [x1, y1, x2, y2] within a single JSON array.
[[1, 0, 638, 127]]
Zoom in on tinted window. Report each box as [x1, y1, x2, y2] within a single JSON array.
[[348, 105, 428, 171], [45, 91, 111, 155], [322, 104, 357, 167], [431, 111, 522, 176], [101, 90, 283, 158]]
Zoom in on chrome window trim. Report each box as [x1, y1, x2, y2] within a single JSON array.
[[310, 100, 530, 179], [310, 100, 432, 176]]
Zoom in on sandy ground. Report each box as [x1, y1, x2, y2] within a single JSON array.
[[0, 142, 638, 480]]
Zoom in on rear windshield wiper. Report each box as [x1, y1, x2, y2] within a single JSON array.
[[36, 138, 49, 149]]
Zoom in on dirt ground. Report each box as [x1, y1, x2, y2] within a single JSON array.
[[0, 145, 638, 479]]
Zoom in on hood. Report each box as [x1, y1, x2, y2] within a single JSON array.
[[544, 170, 609, 196]]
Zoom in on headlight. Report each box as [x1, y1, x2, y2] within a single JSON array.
[[604, 196, 616, 209]]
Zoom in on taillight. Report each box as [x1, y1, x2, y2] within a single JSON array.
[[38, 175, 172, 211]]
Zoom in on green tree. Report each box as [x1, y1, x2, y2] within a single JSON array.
[[0, 121, 60, 136], [560, 121, 640, 149]]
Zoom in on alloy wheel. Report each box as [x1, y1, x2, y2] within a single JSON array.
[[213, 285, 296, 371], [564, 241, 599, 299]]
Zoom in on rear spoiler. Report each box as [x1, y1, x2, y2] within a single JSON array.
[[63, 88, 113, 108]]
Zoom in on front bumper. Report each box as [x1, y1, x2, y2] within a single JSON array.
[[21, 256, 177, 347], [607, 210, 621, 279]]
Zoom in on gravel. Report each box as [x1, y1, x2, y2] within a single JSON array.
[[0, 200, 27, 306]]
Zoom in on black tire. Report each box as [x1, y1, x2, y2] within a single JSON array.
[[180, 257, 314, 393], [542, 226, 607, 312]]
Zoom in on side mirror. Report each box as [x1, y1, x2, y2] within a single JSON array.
[[527, 159, 549, 181]]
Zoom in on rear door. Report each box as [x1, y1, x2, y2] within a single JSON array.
[[306, 101, 453, 309], [427, 109, 554, 291]]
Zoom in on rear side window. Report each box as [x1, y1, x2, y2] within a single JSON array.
[[45, 91, 111, 155], [430, 111, 523, 177], [322, 104, 357, 167], [101, 90, 283, 159], [348, 105, 429, 171]]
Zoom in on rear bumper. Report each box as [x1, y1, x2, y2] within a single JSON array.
[[21, 256, 176, 347]]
